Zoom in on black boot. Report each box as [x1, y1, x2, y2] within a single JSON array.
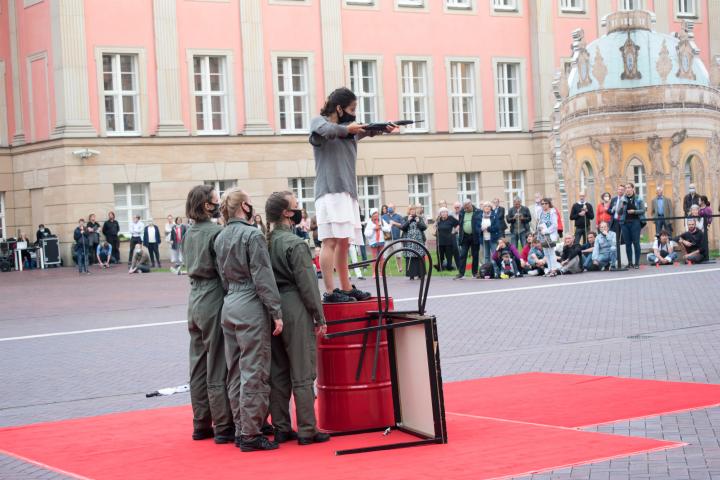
[[192, 427, 215, 441], [297, 432, 331, 445], [239, 435, 279, 452], [273, 429, 298, 443]]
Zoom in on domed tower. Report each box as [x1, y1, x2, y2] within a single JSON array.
[[552, 9, 720, 243]]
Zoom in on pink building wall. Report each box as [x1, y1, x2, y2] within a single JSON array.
[[0, 5, 14, 143]]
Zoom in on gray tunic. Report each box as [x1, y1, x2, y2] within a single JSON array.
[[309, 116, 358, 200]]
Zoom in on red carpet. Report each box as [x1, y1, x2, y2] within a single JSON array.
[[2, 372, 716, 479], [444, 372, 720, 427]]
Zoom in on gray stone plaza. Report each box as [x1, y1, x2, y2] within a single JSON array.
[[1, 264, 720, 479]]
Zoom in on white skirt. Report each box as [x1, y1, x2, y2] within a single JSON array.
[[315, 193, 364, 245]]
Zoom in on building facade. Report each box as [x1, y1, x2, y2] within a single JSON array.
[[0, 0, 719, 261]]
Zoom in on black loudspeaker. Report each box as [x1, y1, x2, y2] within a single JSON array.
[[0, 257, 11, 272], [42, 236, 61, 266]]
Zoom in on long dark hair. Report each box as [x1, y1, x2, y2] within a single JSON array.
[[265, 191, 293, 247], [320, 87, 356, 116], [186, 185, 215, 222]]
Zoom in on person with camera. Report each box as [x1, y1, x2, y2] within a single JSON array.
[[86, 214, 101, 265], [454, 199, 481, 279], [648, 230, 677, 266], [73, 219, 91, 275], [619, 183, 646, 269], [536, 198, 560, 277], [265, 191, 330, 447], [592, 221, 617, 270], [678, 218, 707, 264], [181, 185, 235, 446], [570, 191, 595, 245], [214, 187, 283, 452], [96, 241, 113, 268], [506, 197, 531, 250], [400, 205, 427, 280], [102, 212, 121, 264]]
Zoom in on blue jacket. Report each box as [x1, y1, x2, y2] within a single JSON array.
[[479, 210, 503, 243]]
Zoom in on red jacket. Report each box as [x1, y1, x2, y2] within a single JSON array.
[[596, 202, 612, 226]]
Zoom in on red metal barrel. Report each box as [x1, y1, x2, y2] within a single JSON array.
[[317, 298, 394, 432]]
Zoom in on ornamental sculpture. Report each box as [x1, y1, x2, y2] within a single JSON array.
[[656, 40, 672, 83], [620, 32, 641, 80], [592, 47, 608, 89], [675, 25, 696, 81]]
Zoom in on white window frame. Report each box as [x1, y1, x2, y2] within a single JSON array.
[[187, 49, 236, 136], [0, 192, 5, 239], [630, 162, 647, 201], [271, 52, 315, 134], [348, 58, 380, 125], [675, 0, 698, 18], [503, 171, 525, 207], [493, 58, 527, 132], [446, 58, 481, 133], [579, 161, 596, 204], [100, 53, 141, 136], [457, 172, 480, 206], [26, 51, 51, 143], [204, 180, 237, 199], [446, 0, 472, 9], [560, 0, 585, 13], [493, 0, 517, 12], [397, 57, 433, 133], [397, 0, 424, 7], [95, 47, 148, 137], [620, 0, 643, 10], [408, 174, 433, 217], [357, 176, 382, 216], [113, 183, 150, 236], [345, 0, 375, 6], [288, 177, 316, 216]]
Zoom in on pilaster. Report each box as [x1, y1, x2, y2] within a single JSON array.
[[8, 0, 25, 145], [709, 0, 720, 60], [239, 0, 273, 135], [529, 0, 554, 132], [319, 0, 344, 96]]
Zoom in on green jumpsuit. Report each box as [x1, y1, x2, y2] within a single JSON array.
[[214, 218, 283, 438], [182, 219, 234, 435], [268, 224, 326, 437]]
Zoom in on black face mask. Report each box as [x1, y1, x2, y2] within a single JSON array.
[[209, 202, 221, 219], [243, 203, 254, 221], [338, 108, 356, 124], [290, 209, 303, 225]]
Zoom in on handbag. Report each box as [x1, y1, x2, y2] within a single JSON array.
[[383, 230, 392, 241]]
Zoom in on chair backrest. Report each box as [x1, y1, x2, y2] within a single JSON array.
[[16, 241, 27, 250]]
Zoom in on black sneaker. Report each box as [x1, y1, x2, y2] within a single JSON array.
[[214, 427, 236, 444], [239, 435, 279, 452], [298, 432, 331, 446], [323, 290, 356, 303], [273, 429, 298, 443], [192, 427, 215, 441], [261, 422, 274, 436], [453, 273, 464, 280], [340, 286, 371, 301]]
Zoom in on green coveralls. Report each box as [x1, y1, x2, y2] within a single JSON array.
[[182, 220, 234, 434], [214, 218, 283, 438], [268, 225, 326, 437]]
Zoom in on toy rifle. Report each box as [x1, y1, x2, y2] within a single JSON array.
[[362, 119, 423, 131]]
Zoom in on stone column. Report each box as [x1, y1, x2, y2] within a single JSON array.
[[153, 0, 188, 136], [709, 0, 720, 60], [240, 0, 273, 135], [50, 0, 97, 138], [320, 0, 344, 96], [8, 0, 25, 145], [596, 0, 612, 36], [529, 0, 554, 131]]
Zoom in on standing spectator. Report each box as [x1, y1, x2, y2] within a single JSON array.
[[454, 199, 481, 280], [435, 207, 459, 271], [143, 219, 162, 268], [363, 208, 390, 278], [128, 243, 151, 273], [400, 205, 427, 280], [559, 234, 583, 274], [580, 231, 596, 271], [165, 214, 174, 242], [86, 214, 101, 265], [452, 201, 462, 220], [74, 220, 90, 275], [506, 197, 531, 250], [570, 192, 595, 244], [296, 209, 310, 239], [254, 214, 267, 236], [620, 183, 645, 269], [383, 203, 405, 273], [698, 196, 713, 229], [357, 207, 367, 262], [555, 203, 564, 239], [102, 211, 121, 264], [678, 218, 707, 263], [532, 192, 543, 228], [536, 198, 560, 277], [683, 184, 700, 216], [650, 186, 674, 236], [592, 221, 617, 270], [491, 237, 523, 278], [36, 224, 52, 244], [607, 184, 626, 259], [128, 215, 144, 264], [596, 192, 612, 228], [169, 216, 187, 271], [480, 201, 501, 265], [648, 231, 677, 266], [686, 204, 704, 231], [96, 241, 113, 268], [310, 215, 320, 248], [527, 238, 548, 276], [492, 198, 507, 237]]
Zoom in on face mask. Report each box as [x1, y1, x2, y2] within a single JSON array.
[[338, 108, 356, 124], [290, 209, 303, 225], [210, 202, 221, 219], [243, 202, 254, 221]]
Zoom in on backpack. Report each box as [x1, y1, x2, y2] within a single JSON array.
[[479, 262, 494, 279]]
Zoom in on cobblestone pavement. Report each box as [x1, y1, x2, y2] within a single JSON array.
[[1, 264, 719, 479]]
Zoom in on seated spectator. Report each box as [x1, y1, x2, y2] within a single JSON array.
[[647, 230, 677, 266], [527, 239, 548, 276], [579, 231, 596, 271], [491, 237, 523, 278], [592, 221, 617, 270], [678, 218, 707, 264], [559, 234, 583, 274], [519, 233, 534, 271], [685, 204, 704, 231], [495, 249, 520, 279], [129, 244, 151, 274], [96, 241, 113, 268]]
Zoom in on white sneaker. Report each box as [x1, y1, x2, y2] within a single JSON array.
[[527, 270, 539, 276]]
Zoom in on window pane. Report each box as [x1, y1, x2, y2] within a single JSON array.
[[209, 57, 220, 74], [210, 74, 221, 92], [103, 73, 113, 91], [211, 96, 222, 114], [122, 95, 136, 114], [212, 114, 222, 131], [103, 55, 112, 73], [194, 74, 202, 92], [120, 55, 133, 73], [105, 113, 116, 131], [104, 96, 115, 114], [123, 114, 136, 132], [121, 73, 134, 91]]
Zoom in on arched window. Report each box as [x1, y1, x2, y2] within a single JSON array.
[[579, 161, 595, 204], [684, 156, 695, 192], [626, 159, 646, 200]]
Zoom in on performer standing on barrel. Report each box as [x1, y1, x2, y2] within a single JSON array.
[[310, 87, 394, 303], [214, 187, 284, 452], [265, 191, 331, 446], [182, 185, 234, 444]]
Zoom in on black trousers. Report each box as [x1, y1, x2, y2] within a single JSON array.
[[107, 236, 120, 263], [438, 244, 458, 270], [129, 237, 142, 263], [147, 243, 161, 267], [574, 228, 588, 245], [457, 236, 480, 277]]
